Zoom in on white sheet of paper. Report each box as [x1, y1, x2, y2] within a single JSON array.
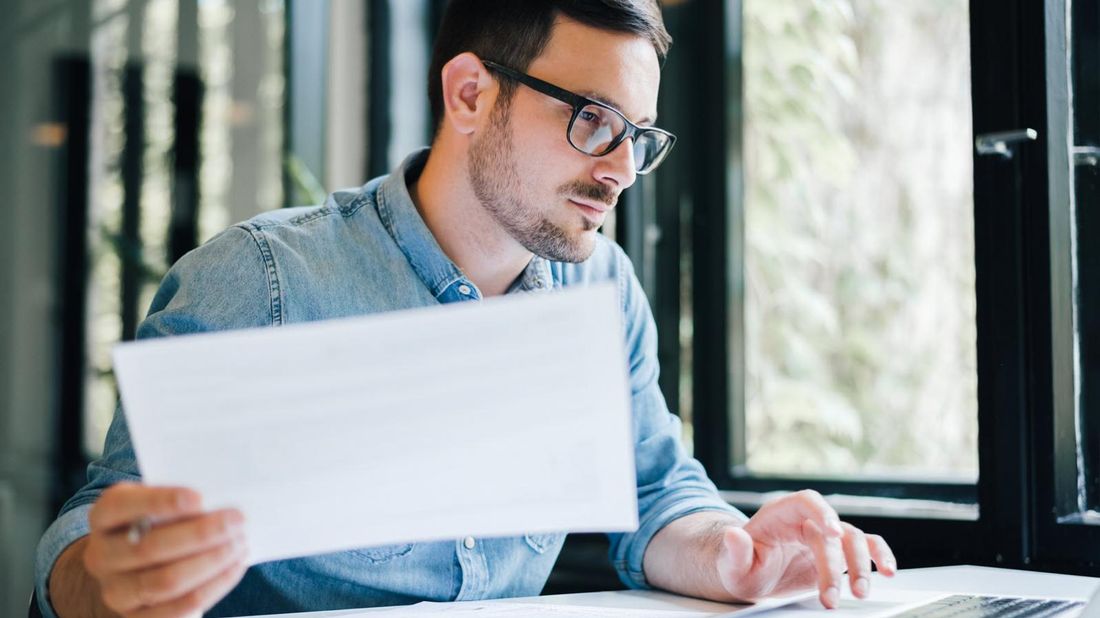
[[389, 595, 816, 617], [113, 283, 638, 565], [267, 592, 816, 618]]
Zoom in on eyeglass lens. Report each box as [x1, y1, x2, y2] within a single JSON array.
[[568, 103, 670, 173]]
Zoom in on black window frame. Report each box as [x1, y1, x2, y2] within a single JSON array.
[[646, 0, 1100, 574], [1071, 0, 1100, 522], [1031, 0, 1100, 572]]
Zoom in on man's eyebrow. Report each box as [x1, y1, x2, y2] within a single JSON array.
[[578, 90, 657, 126]]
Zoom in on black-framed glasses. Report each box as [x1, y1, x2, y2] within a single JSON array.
[[483, 60, 676, 175]]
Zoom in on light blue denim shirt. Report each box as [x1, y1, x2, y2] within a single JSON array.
[[35, 149, 742, 617]]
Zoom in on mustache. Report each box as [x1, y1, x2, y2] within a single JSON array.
[[561, 181, 616, 207]]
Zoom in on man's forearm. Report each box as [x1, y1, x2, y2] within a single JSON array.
[[48, 537, 119, 618], [642, 511, 747, 602]]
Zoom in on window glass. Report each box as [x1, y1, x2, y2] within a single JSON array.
[[740, 0, 978, 480], [84, 0, 285, 456]]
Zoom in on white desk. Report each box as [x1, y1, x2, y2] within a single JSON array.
[[241, 566, 1099, 617]]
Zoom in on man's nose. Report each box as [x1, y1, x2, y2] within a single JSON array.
[[593, 138, 638, 191]]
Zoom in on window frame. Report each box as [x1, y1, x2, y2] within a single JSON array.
[[1032, 0, 1100, 570], [660, 0, 1100, 573]]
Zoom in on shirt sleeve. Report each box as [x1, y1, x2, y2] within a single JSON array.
[[34, 226, 276, 618], [606, 246, 747, 590]]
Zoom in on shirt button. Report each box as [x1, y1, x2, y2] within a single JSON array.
[[458, 284, 472, 296], [463, 536, 476, 550], [534, 280, 544, 289]]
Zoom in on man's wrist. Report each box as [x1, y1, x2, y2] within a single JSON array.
[[48, 537, 116, 618], [643, 511, 748, 601]]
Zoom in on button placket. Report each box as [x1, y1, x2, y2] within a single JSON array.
[[454, 536, 489, 600]]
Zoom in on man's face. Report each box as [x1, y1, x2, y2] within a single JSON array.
[[466, 17, 662, 263]]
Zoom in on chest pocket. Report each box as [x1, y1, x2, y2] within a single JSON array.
[[524, 532, 566, 554], [349, 542, 415, 564]]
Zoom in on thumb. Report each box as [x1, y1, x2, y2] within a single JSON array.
[[716, 526, 754, 580]]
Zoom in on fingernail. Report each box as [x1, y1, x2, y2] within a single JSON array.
[[828, 518, 843, 535], [823, 586, 839, 608], [853, 577, 869, 597]]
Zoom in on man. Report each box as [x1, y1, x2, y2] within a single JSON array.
[[36, 1, 896, 616]]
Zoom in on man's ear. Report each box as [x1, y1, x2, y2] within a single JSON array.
[[439, 52, 496, 136]]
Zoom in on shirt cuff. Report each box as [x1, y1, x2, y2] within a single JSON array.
[[35, 503, 94, 618], [615, 496, 745, 590]]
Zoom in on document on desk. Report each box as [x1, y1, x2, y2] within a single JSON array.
[[387, 595, 816, 617], [113, 283, 638, 565]]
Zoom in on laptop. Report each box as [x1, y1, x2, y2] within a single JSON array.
[[887, 591, 1091, 617], [748, 583, 1100, 617]]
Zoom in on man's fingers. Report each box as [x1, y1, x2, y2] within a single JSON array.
[[88, 484, 203, 532], [790, 491, 844, 538], [94, 509, 245, 573], [840, 523, 873, 598], [126, 557, 248, 618], [749, 490, 843, 544], [102, 535, 247, 613], [867, 533, 898, 576], [803, 519, 845, 609]]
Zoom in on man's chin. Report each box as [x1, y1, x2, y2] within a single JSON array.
[[560, 232, 599, 263], [532, 233, 597, 263]]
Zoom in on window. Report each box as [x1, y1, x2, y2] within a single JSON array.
[[66, 0, 445, 496], [670, 0, 980, 509], [647, 0, 1100, 573], [81, 0, 286, 457], [737, 0, 977, 483]]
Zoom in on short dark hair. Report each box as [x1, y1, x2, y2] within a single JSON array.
[[427, 0, 671, 135]]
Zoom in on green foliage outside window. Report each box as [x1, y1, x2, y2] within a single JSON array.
[[742, 0, 978, 479]]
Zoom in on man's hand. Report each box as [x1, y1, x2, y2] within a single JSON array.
[[50, 483, 248, 618], [716, 490, 896, 608], [643, 490, 896, 610]]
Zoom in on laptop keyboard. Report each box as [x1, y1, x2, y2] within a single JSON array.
[[893, 594, 1085, 618]]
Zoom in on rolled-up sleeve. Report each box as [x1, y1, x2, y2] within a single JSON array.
[[34, 226, 276, 617], [606, 247, 746, 590], [34, 407, 143, 618]]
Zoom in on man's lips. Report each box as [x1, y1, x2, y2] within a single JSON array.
[[568, 198, 613, 214]]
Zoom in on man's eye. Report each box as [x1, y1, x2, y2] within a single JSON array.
[[578, 110, 600, 124]]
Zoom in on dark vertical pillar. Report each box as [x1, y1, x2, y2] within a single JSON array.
[[51, 56, 92, 511], [367, 0, 392, 178], [169, 0, 202, 264], [120, 0, 146, 341], [691, 0, 738, 476], [120, 62, 145, 341]]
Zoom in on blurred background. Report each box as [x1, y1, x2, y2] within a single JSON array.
[[1, 0, 1097, 616]]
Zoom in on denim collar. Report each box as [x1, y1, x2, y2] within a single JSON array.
[[374, 148, 553, 301]]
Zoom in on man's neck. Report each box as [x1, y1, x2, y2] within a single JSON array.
[[410, 149, 534, 298]]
